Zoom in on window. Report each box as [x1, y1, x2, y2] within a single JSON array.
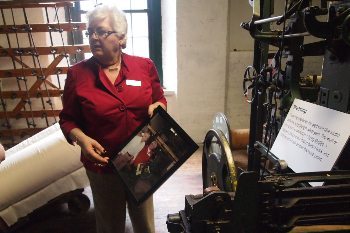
[[74, 0, 163, 82]]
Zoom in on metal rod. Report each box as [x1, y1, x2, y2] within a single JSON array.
[[0, 80, 11, 130], [254, 15, 283, 25], [279, 32, 310, 38], [54, 5, 74, 65], [23, 7, 47, 127], [45, 6, 62, 90], [11, 7, 33, 128], [0, 9, 15, 131], [24, 7, 59, 125]]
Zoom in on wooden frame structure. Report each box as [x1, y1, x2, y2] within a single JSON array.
[[0, 0, 90, 148]]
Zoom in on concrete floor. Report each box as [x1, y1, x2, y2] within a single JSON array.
[[9, 146, 350, 233], [12, 147, 204, 233]]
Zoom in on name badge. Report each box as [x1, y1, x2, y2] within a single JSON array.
[[126, 80, 141, 86]]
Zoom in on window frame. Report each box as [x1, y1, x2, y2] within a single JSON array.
[[147, 0, 163, 84]]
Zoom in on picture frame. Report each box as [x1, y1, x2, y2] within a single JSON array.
[[109, 106, 199, 205]]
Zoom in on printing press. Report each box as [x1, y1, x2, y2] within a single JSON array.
[[167, 0, 350, 232]]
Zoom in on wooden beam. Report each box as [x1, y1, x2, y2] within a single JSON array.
[[0, 2, 73, 9], [0, 22, 86, 34], [0, 127, 46, 137], [0, 89, 63, 99], [0, 46, 31, 68], [44, 80, 61, 89], [0, 110, 61, 118], [12, 54, 64, 113], [0, 67, 68, 78], [0, 44, 90, 57], [0, 0, 88, 6]]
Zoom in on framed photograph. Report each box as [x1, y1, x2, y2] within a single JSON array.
[[110, 106, 199, 205]]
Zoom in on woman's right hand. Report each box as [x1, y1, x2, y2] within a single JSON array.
[[77, 134, 109, 165], [70, 128, 109, 165]]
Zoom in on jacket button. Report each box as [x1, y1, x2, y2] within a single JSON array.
[[119, 105, 126, 112], [117, 85, 123, 92]]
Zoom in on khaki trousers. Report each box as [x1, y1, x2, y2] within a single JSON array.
[[86, 169, 155, 233]]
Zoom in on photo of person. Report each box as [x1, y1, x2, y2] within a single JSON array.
[[132, 127, 158, 170], [113, 126, 157, 173], [110, 107, 199, 204], [112, 131, 144, 171], [116, 124, 175, 199]]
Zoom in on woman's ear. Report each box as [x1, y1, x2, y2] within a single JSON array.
[[119, 37, 127, 49]]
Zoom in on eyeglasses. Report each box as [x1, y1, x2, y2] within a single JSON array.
[[85, 29, 117, 39]]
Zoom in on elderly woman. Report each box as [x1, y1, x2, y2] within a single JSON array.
[[59, 4, 166, 233]]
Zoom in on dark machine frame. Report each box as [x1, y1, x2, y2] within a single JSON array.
[[167, 0, 350, 232]]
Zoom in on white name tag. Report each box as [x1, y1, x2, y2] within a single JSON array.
[[126, 80, 141, 86]]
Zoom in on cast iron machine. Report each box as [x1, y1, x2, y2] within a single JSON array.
[[167, 0, 350, 232]]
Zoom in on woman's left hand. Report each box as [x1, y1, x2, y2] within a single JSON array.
[[148, 102, 166, 117]]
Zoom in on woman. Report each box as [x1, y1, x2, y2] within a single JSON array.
[[59, 4, 166, 233], [132, 127, 157, 167]]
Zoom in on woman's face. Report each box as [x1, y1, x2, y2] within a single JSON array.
[[141, 131, 151, 142], [88, 17, 123, 64]]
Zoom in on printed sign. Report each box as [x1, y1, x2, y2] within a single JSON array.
[[271, 99, 350, 174]]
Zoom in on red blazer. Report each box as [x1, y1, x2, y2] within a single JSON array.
[[59, 53, 167, 173]]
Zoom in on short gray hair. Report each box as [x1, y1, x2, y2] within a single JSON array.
[[86, 4, 128, 48]]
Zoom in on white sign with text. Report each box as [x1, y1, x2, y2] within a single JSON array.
[[271, 99, 350, 174]]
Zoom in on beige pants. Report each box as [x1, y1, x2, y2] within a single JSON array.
[[86, 169, 155, 233]]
